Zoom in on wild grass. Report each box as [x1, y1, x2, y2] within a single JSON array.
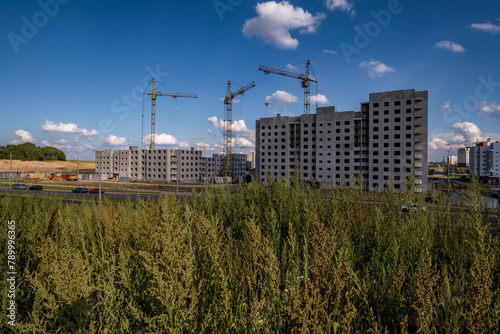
[[0, 176, 499, 333]]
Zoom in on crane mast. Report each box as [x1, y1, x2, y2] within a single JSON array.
[[224, 81, 255, 177], [143, 78, 197, 150], [258, 60, 317, 115]]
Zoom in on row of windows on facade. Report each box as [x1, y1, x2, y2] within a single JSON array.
[[261, 132, 415, 146], [261, 171, 408, 189], [372, 108, 414, 116], [132, 174, 199, 179], [261, 121, 351, 130], [261, 118, 413, 138], [372, 100, 414, 108], [261, 164, 413, 173], [260, 159, 413, 173]]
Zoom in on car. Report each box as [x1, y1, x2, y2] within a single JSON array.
[[29, 185, 43, 191], [72, 187, 88, 193], [402, 204, 427, 212], [11, 184, 27, 190], [89, 188, 105, 194]]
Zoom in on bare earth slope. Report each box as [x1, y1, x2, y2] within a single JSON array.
[[0, 159, 95, 174]]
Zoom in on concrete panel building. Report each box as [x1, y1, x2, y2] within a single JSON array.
[[458, 147, 470, 167], [95, 146, 202, 182], [256, 89, 428, 192], [470, 141, 500, 180]]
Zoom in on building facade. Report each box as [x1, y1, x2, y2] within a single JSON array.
[[256, 89, 428, 192], [470, 141, 500, 180], [95, 146, 202, 182], [457, 147, 470, 167]]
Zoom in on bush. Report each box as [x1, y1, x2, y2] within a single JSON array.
[[0, 178, 499, 333]]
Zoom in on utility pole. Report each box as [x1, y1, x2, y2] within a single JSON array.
[[9, 153, 12, 187], [446, 148, 452, 184], [98, 154, 102, 203], [76, 156, 79, 187]]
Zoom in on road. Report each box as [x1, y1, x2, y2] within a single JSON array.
[[0, 188, 195, 201]]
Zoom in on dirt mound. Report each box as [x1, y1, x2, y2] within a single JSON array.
[[0, 159, 95, 174]]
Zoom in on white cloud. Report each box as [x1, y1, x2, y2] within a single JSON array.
[[179, 142, 190, 148], [471, 19, 500, 34], [441, 101, 451, 111], [219, 97, 241, 103], [233, 137, 254, 150], [434, 41, 466, 53], [450, 122, 482, 143], [323, 49, 338, 55], [40, 139, 95, 152], [103, 135, 127, 146], [41, 120, 98, 137], [429, 122, 485, 151], [208, 116, 255, 141], [10, 130, 37, 144], [478, 101, 500, 118], [142, 133, 178, 146], [359, 59, 395, 78], [324, 0, 355, 16], [286, 64, 298, 70], [310, 94, 330, 105], [242, 1, 326, 50], [266, 90, 299, 106]]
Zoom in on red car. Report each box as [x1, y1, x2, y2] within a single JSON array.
[[89, 188, 105, 194]]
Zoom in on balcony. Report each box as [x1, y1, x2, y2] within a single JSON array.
[[415, 127, 423, 134], [414, 171, 423, 176], [415, 162, 423, 168], [415, 154, 423, 160], [414, 119, 424, 127], [414, 180, 423, 185], [415, 145, 423, 151]]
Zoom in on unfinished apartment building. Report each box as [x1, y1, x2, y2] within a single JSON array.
[[95, 146, 202, 182], [201, 153, 248, 179], [256, 89, 428, 192]]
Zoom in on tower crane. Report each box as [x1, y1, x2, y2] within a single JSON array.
[[143, 78, 197, 150], [258, 60, 317, 115], [224, 81, 255, 177]]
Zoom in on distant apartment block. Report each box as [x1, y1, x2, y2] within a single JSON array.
[[201, 153, 247, 179], [457, 147, 470, 167], [256, 89, 428, 192], [469, 140, 500, 180], [95, 147, 248, 182], [95, 147, 201, 182], [448, 155, 458, 165], [246, 151, 256, 170]]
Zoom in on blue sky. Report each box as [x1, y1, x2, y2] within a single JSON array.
[[1, 0, 499, 161]]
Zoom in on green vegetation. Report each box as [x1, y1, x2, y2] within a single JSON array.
[[1, 176, 499, 333], [0, 143, 66, 161]]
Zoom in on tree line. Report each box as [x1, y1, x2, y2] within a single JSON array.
[[0, 142, 66, 161]]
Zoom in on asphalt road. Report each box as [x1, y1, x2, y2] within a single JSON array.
[[0, 187, 195, 201]]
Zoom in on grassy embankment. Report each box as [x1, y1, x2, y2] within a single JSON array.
[[1, 175, 499, 333]]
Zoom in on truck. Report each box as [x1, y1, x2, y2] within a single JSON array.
[[47, 173, 59, 180]]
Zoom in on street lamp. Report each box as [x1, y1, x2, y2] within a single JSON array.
[[69, 150, 80, 187], [88, 148, 103, 203], [446, 147, 452, 184]]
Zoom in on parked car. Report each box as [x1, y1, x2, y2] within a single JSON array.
[[402, 204, 427, 212], [72, 187, 88, 193], [11, 184, 27, 190], [29, 185, 43, 191], [89, 188, 105, 194]]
